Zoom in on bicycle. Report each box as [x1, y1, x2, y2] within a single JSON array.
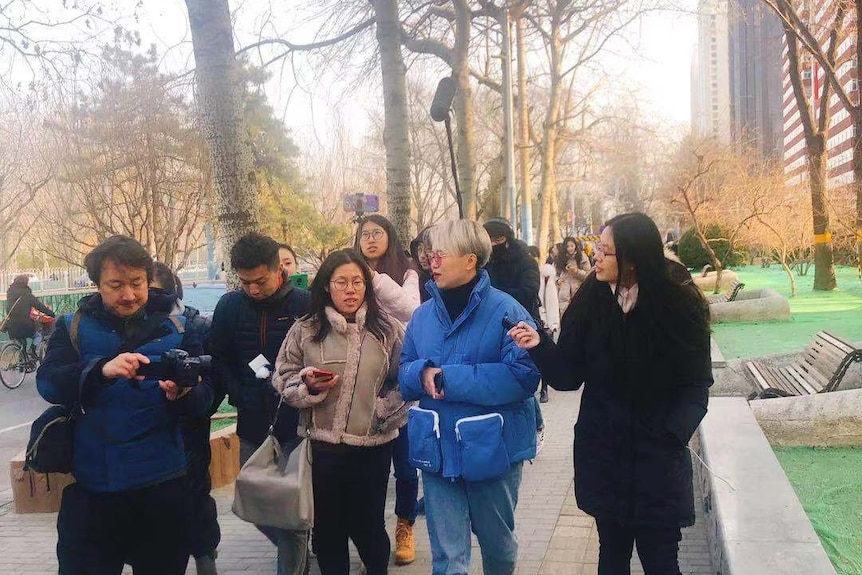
[[0, 338, 41, 389]]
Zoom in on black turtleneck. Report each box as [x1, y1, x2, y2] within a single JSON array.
[[440, 274, 480, 321]]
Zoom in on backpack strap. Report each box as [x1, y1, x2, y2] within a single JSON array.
[[68, 311, 83, 355], [167, 315, 185, 334]]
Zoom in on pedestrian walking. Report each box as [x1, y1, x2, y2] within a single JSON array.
[[354, 215, 421, 565], [400, 219, 540, 575], [508, 212, 712, 575], [273, 248, 406, 575]]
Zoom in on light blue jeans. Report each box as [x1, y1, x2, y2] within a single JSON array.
[[422, 462, 523, 575]]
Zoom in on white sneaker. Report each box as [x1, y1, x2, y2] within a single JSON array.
[[536, 428, 545, 457]]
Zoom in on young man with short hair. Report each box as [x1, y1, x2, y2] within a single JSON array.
[[209, 232, 311, 575]]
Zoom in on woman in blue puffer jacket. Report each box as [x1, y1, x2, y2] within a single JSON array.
[[399, 219, 540, 575]]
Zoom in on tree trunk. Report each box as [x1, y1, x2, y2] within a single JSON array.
[[854, 109, 862, 277], [373, 0, 411, 243], [184, 0, 259, 272], [537, 31, 562, 259], [808, 138, 837, 290], [453, 0, 475, 218], [516, 15, 533, 243]]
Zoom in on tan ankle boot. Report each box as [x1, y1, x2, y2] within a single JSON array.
[[394, 517, 416, 565]]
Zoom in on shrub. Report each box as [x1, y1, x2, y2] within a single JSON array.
[[677, 224, 746, 269]]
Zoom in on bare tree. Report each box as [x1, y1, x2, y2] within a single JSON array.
[[184, 0, 260, 272]]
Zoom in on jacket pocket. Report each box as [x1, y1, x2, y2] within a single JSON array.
[[455, 413, 510, 482], [407, 406, 442, 473]]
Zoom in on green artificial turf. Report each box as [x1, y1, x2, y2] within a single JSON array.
[[211, 396, 237, 432], [773, 446, 862, 575], [709, 265, 862, 359]]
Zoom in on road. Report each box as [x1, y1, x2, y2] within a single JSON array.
[[0, 373, 46, 504]]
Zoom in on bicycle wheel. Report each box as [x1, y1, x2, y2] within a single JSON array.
[[0, 341, 27, 389]]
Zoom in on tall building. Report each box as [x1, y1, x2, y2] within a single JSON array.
[[783, 1, 858, 187], [692, 0, 732, 143], [728, 0, 784, 157]]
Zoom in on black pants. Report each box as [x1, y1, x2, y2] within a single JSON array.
[[57, 477, 191, 575], [312, 440, 393, 575], [182, 416, 221, 558], [596, 518, 682, 575]]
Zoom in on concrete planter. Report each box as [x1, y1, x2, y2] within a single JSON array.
[[710, 288, 791, 323]]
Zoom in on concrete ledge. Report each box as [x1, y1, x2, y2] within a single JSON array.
[[696, 397, 836, 574], [693, 270, 739, 293], [710, 288, 791, 323], [8, 423, 240, 513], [750, 389, 862, 447]]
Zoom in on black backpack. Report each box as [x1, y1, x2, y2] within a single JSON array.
[[24, 311, 183, 474]]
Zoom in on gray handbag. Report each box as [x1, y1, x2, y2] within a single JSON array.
[[232, 397, 314, 530]]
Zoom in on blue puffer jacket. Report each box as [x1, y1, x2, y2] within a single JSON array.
[[36, 292, 212, 493], [399, 270, 540, 479]]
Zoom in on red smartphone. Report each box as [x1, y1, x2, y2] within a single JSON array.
[[311, 369, 334, 378]]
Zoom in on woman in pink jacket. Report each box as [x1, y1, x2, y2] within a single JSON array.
[[354, 214, 421, 565]]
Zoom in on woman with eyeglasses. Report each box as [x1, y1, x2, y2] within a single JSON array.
[[508, 213, 712, 575], [273, 248, 406, 575], [354, 215, 420, 324], [400, 220, 540, 575], [354, 214, 422, 564]]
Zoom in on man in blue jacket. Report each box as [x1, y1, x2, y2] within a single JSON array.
[[37, 235, 213, 575], [208, 232, 310, 575], [400, 220, 540, 575]]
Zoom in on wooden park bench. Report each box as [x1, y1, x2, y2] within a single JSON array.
[[705, 280, 745, 304], [745, 331, 862, 398]]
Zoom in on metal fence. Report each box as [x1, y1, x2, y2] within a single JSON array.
[[0, 267, 93, 296]]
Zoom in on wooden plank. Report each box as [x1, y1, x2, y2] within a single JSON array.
[[766, 365, 800, 396], [784, 365, 819, 395], [745, 362, 771, 392], [774, 366, 808, 395], [798, 362, 833, 392], [789, 361, 827, 389], [819, 331, 857, 355]]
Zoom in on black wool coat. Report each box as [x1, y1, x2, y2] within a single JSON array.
[[530, 275, 712, 528]]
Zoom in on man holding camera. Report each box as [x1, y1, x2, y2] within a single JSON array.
[[36, 235, 213, 575], [209, 233, 311, 575]]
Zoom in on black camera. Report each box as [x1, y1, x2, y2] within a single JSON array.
[[137, 349, 212, 388]]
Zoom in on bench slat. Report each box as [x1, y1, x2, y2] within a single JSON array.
[[746, 362, 772, 392], [818, 331, 858, 355], [789, 361, 827, 390], [767, 365, 803, 396], [784, 364, 820, 395]]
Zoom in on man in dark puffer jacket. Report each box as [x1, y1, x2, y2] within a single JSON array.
[[208, 233, 310, 575], [37, 235, 213, 575]]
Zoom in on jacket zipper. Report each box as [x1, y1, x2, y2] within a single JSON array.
[[260, 310, 267, 350]]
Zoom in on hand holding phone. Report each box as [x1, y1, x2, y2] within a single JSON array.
[[304, 368, 338, 394], [311, 369, 334, 378], [501, 314, 518, 331]]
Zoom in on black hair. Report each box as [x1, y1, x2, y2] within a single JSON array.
[[308, 248, 391, 343], [547, 243, 563, 266], [527, 245, 540, 259], [555, 237, 583, 275], [483, 218, 515, 243], [564, 213, 709, 340], [353, 215, 415, 286], [230, 233, 280, 271], [11, 274, 29, 287], [84, 235, 153, 285], [151, 262, 184, 299], [278, 243, 297, 261]]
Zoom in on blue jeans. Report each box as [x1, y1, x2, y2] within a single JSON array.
[[393, 426, 419, 523], [422, 462, 523, 575], [240, 439, 309, 575]]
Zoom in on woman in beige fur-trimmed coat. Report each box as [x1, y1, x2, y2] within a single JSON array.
[[273, 248, 406, 575]]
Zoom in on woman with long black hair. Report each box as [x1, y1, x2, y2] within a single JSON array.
[[508, 213, 712, 575], [555, 236, 592, 315], [274, 249, 405, 575]]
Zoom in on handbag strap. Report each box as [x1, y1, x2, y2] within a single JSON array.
[[268, 394, 284, 436]]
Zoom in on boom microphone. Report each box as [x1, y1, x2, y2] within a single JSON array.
[[430, 77, 457, 122]]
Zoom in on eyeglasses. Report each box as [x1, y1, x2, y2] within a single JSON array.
[[360, 229, 385, 241], [596, 246, 616, 257], [329, 278, 366, 291], [427, 250, 452, 266]]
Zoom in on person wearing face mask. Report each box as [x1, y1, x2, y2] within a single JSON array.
[[482, 218, 541, 321], [354, 214, 421, 564], [36, 236, 213, 575], [273, 248, 405, 575], [507, 213, 712, 575], [208, 233, 311, 575], [400, 220, 540, 575]]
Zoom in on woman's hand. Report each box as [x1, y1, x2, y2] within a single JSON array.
[[159, 380, 191, 401], [421, 366, 444, 400], [507, 322, 541, 350], [303, 369, 339, 394]]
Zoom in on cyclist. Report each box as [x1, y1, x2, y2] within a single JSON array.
[[4, 275, 55, 357]]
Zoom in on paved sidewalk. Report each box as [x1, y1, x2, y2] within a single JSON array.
[[0, 388, 714, 574]]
